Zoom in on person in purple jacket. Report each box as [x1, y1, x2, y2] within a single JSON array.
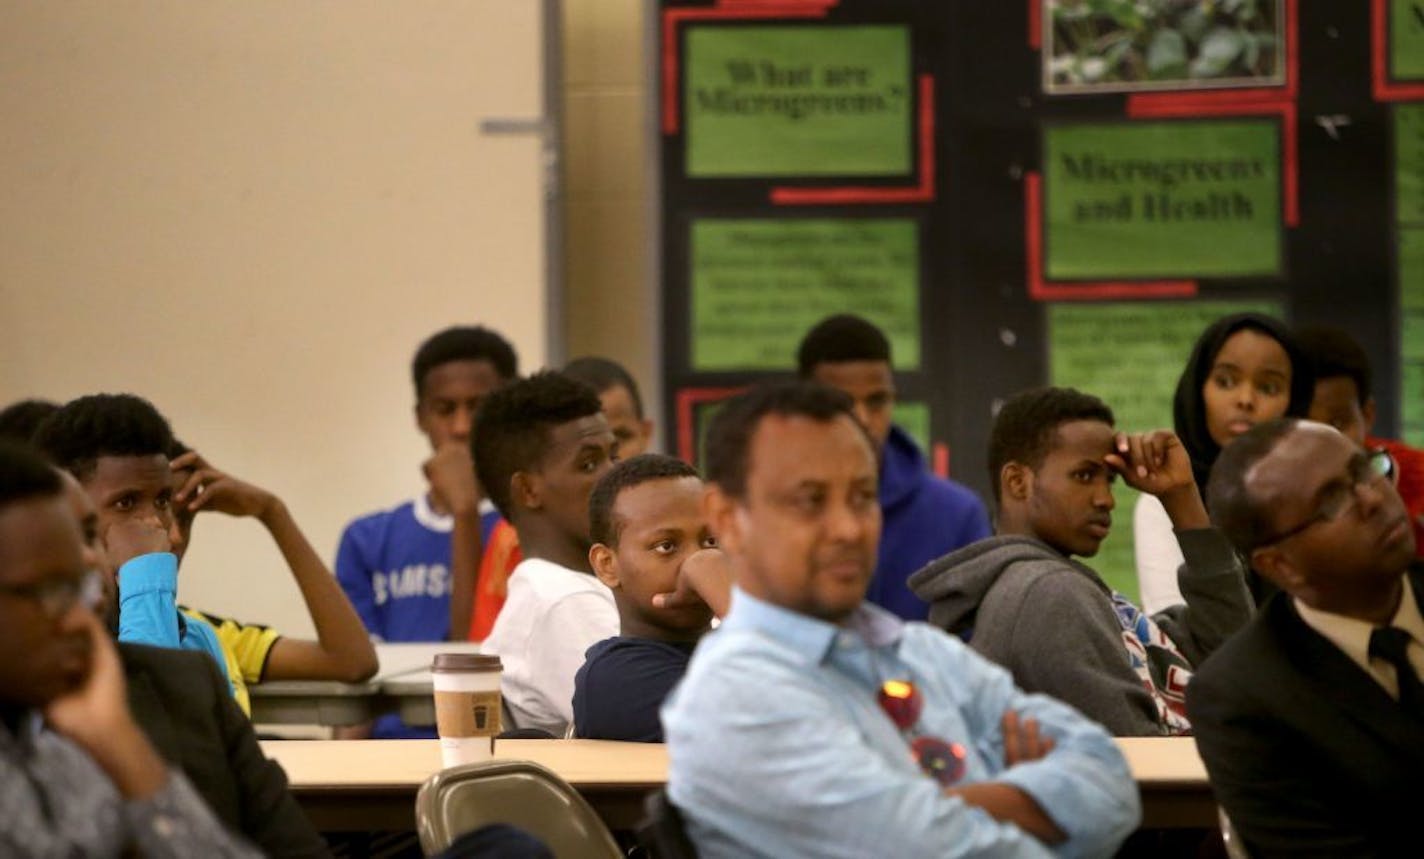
[[796, 315, 991, 620]]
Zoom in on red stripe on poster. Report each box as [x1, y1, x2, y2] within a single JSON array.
[[661, 2, 837, 136], [676, 386, 749, 464], [1373, 0, 1424, 101], [1126, 100, 1298, 227], [770, 74, 936, 205], [932, 442, 950, 479]]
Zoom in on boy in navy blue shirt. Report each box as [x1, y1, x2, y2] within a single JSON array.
[[797, 314, 992, 621], [573, 454, 731, 741], [335, 325, 516, 738]]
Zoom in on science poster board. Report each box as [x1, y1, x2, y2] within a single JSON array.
[[659, 2, 1412, 600]]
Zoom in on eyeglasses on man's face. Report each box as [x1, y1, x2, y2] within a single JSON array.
[[0, 568, 103, 620], [1256, 449, 1395, 548]]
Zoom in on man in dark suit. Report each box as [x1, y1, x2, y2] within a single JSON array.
[[61, 466, 329, 858], [1191, 418, 1423, 857], [121, 641, 330, 857]]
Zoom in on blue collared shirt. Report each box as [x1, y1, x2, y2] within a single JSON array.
[[662, 590, 1140, 858]]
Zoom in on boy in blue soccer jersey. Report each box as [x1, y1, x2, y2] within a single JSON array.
[[335, 326, 517, 738]]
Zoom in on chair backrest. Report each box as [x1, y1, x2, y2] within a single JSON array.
[[416, 759, 623, 858], [636, 789, 699, 859], [1218, 807, 1251, 859]]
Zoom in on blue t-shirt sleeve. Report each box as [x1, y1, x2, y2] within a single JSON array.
[[574, 640, 688, 743], [117, 552, 181, 648], [335, 519, 382, 638]]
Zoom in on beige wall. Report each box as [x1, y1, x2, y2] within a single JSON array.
[[0, 2, 551, 637], [562, 0, 659, 436]]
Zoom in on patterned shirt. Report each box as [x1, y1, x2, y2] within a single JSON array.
[[0, 712, 259, 858]]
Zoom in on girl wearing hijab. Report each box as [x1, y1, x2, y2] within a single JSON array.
[[1135, 313, 1314, 613]]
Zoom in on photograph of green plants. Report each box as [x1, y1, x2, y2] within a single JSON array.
[[1044, 0, 1283, 93]]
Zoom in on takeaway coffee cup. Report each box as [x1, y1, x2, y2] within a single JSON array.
[[432, 653, 503, 767]]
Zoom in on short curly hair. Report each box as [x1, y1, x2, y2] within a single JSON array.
[[796, 314, 892, 377], [987, 387, 1115, 505], [704, 381, 858, 500], [588, 454, 699, 547], [0, 399, 60, 444], [472, 371, 603, 519], [31, 394, 176, 482], [412, 326, 519, 399], [1297, 325, 1372, 407], [563, 356, 644, 418], [0, 441, 64, 511]]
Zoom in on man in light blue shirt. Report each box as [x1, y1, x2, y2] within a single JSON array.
[[662, 381, 1140, 858]]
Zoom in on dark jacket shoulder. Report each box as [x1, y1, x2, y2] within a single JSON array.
[[119, 642, 330, 858]]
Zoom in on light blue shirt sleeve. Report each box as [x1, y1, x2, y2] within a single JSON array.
[[667, 646, 1052, 859], [913, 627, 1142, 858], [117, 553, 181, 647]]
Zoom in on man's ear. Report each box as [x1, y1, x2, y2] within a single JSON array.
[[590, 543, 620, 590], [703, 484, 741, 558], [639, 418, 654, 446], [1001, 462, 1031, 504], [511, 470, 542, 512], [1250, 545, 1304, 594], [1363, 396, 1378, 436]]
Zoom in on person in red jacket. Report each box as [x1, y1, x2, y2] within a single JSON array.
[[1298, 325, 1424, 559]]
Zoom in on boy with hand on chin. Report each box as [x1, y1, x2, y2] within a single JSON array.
[[573, 454, 731, 742], [336, 326, 515, 737]]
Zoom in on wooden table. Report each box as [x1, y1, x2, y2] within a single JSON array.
[[265, 739, 666, 831], [1116, 737, 1215, 829], [265, 737, 1215, 833]]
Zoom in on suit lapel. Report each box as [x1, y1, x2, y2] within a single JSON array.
[[124, 660, 180, 764], [1274, 595, 1424, 759]]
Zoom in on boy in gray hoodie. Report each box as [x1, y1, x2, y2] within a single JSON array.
[[909, 387, 1251, 736]]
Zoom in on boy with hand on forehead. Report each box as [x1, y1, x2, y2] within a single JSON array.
[[35, 394, 379, 716], [911, 387, 1252, 737], [167, 441, 377, 688], [573, 454, 730, 742]]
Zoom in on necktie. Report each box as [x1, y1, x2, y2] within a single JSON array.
[[1369, 626, 1424, 718]]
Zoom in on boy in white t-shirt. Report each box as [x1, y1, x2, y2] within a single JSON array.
[[475, 371, 620, 735]]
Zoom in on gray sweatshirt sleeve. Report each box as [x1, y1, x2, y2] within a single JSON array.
[[991, 571, 1167, 737], [1151, 528, 1254, 667]]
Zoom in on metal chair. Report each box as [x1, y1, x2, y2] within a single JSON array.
[[416, 759, 623, 858], [635, 789, 699, 859], [1218, 807, 1251, 859]]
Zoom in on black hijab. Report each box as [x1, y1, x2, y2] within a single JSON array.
[[1172, 313, 1314, 490]]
